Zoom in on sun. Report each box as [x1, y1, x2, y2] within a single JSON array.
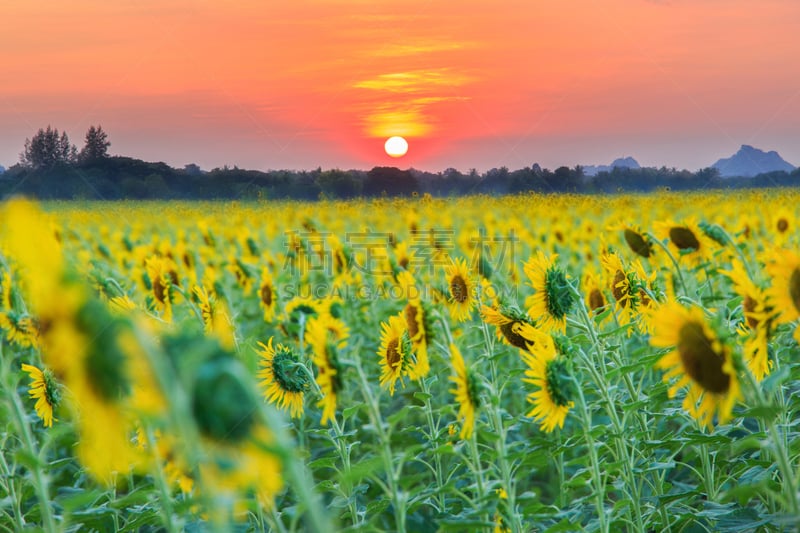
[[384, 136, 408, 158]]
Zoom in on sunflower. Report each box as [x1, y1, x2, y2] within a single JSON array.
[[200, 423, 284, 512], [54, 299, 154, 483], [145, 255, 178, 322], [722, 260, 773, 380], [191, 355, 283, 510], [650, 302, 741, 428], [306, 314, 349, 425], [282, 295, 323, 339], [377, 315, 414, 395], [654, 218, 716, 267], [581, 270, 607, 315], [392, 241, 415, 273], [397, 271, 432, 378], [480, 305, 538, 350], [600, 252, 643, 328], [521, 330, 574, 433], [613, 223, 655, 260], [445, 258, 475, 322], [1, 269, 12, 309], [765, 248, 800, 327], [448, 343, 480, 439], [256, 337, 308, 418], [523, 252, 574, 333], [0, 199, 63, 311], [259, 267, 277, 322], [21, 363, 60, 427], [769, 207, 795, 247], [136, 429, 194, 495], [0, 312, 39, 348], [109, 294, 138, 313], [226, 256, 255, 296], [192, 285, 235, 350]]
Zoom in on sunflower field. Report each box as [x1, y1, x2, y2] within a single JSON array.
[[1, 192, 799, 532]]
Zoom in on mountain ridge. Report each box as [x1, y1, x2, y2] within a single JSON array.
[[712, 144, 795, 178]]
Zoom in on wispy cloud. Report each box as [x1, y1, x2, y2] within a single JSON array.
[[354, 68, 474, 93]]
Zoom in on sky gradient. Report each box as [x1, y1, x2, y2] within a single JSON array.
[[1, 0, 799, 172]]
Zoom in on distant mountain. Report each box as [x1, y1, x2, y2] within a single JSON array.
[[712, 145, 795, 178], [583, 156, 641, 177], [0, 165, 5, 174]]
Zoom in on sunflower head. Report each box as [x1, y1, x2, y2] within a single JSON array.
[[377, 315, 414, 394], [622, 227, 654, 259], [650, 302, 741, 428], [582, 270, 607, 315], [0, 311, 39, 348], [445, 258, 475, 322], [75, 299, 133, 403], [21, 363, 61, 427], [259, 268, 277, 322], [766, 249, 800, 325], [524, 252, 574, 332], [307, 314, 349, 421], [655, 218, 715, 266], [480, 304, 538, 350], [521, 329, 575, 432], [257, 337, 308, 418], [194, 355, 257, 442], [448, 343, 481, 439]]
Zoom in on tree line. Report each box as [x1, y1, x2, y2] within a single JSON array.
[[1, 126, 799, 200]]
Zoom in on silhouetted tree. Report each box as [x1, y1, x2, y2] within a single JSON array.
[[78, 125, 111, 163], [364, 166, 419, 196], [316, 169, 362, 198], [20, 126, 77, 169]]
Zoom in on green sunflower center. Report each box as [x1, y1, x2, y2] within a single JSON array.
[[466, 371, 482, 408], [272, 348, 309, 393], [677, 321, 730, 394], [544, 267, 574, 320], [78, 301, 131, 402], [42, 368, 62, 409], [324, 342, 344, 393], [790, 268, 800, 313], [623, 228, 652, 258], [193, 358, 255, 442], [669, 227, 700, 252], [545, 358, 572, 407], [450, 275, 469, 303]]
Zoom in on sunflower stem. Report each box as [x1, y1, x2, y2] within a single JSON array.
[[742, 366, 799, 517], [646, 232, 688, 296], [144, 426, 180, 533], [3, 356, 58, 533], [466, 431, 488, 523], [570, 287, 647, 531], [476, 290, 523, 533], [572, 376, 608, 533], [3, 365, 58, 531], [419, 375, 447, 515], [353, 355, 407, 533], [301, 362, 361, 527]]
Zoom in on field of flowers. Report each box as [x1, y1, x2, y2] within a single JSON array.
[[1, 191, 799, 532]]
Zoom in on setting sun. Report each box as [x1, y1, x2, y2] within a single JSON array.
[[384, 136, 409, 158]]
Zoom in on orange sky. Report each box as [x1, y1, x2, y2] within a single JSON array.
[[1, 0, 799, 171]]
